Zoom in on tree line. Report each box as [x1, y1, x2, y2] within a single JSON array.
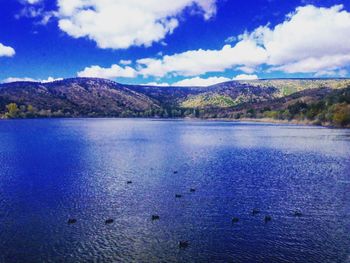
[[1, 87, 349, 127]]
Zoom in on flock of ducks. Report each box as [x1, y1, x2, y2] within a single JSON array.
[[67, 171, 303, 249]]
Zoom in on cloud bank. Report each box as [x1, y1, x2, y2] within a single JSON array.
[[3, 76, 62, 83], [141, 74, 258, 87], [13, 4, 350, 82], [77, 64, 137, 79], [57, 0, 216, 49], [135, 5, 350, 77]]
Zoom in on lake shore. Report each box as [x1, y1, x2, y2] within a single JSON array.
[[1, 115, 349, 128]]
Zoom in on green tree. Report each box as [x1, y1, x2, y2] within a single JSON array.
[[263, 111, 278, 119], [331, 104, 350, 126], [5, 103, 19, 118], [246, 108, 256, 118]]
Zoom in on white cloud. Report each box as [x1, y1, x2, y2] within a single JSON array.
[[233, 74, 258, 80], [120, 60, 132, 65], [135, 5, 350, 78], [57, 0, 216, 49], [271, 54, 350, 74], [3, 76, 62, 83], [137, 40, 267, 77], [0, 43, 15, 57], [150, 74, 259, 87], [314, 69, 348, 78], [236, 66, 256, 74], [15, 4, 57, 25], [142, 82, 170, 86], [245, 5, 350, 74], [173, 76, 231, 86], [72, 4, 350, 81], [77, 64, 137, 79], [25, 0, 41, 4]]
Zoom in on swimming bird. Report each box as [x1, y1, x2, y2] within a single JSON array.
[[67, 218, 77, 224], [264, 215, 272, 223], [105, 219, 114, 224], [127, 181, 132, 184], [175, 194, 182, 198], [190, 188, 196, 192], [173, 171, 178, 174], [294, 211, 302, 217], [178, 241, 189, 248], [232, 217, 239, 223], [152, 215, 160, 220]]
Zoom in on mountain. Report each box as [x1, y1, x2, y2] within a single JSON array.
[[0, 77, 349, 127], [0, 78, 160, 117]]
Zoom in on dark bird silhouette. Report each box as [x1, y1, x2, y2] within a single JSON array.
[[105, 219, 114, 224], [152, 215, 160, 220], [175, 194, 182, 198], [232, 217, 239, 223], [264, 215, 272, 223], [294, 211, 302, 217], [127, 181, 132, 184], [67, 218, 77, 224], [190, 188, 196, 192], [178, 241, 189, 248]]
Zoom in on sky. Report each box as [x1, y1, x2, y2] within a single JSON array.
[[0, 0, 350, 86]]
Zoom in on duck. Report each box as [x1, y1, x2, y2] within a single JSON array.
[[105, 219, 114, 224], [232, 217, 239, 223], [294, 211, 302, 217], [175, 194, 182, 198], [190, 188, 196, 193], [178, 241, 189, 248], [264, 215, 272, 223], [127, 181, 132, 184], [67, 218, 77, 224], [152, 215, 160, 220]]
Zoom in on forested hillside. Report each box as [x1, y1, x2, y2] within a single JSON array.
[[0, 78, 349, 127]]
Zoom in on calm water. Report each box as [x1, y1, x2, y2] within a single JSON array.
[[0, 119, 349, 263]]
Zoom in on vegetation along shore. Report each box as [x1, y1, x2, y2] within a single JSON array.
[[0, 78, 349, 128]]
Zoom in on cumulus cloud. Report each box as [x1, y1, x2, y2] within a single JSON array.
[[142, 82, 170, 86], [77, 64, 137, 79], [148, 74, 259, 87], [137, 39, 267, 77], [246, 4, 350, 74], [135, 5, 350, 78], [3, 76, 62, 83], [233, 74, 259, 80], [73, 4, 350, 81], [314, 69, 348, 78], [173, 76, 231, 86], [56, 0, 216, 49], [0, 43, 15, 57]]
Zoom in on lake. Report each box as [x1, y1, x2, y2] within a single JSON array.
[[0, 119, 349, 263]]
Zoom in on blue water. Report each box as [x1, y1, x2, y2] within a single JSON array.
[[0, 119, 349, 263]]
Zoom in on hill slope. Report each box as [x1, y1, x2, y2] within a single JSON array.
[[0, 77, 349, 126], [0, 78, 160, 117]]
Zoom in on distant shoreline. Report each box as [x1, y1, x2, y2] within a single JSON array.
[[1, 116, 348, 128], [200, 117, 348, 128]]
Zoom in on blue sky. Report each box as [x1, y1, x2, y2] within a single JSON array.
[[0, 0, 349, 86]]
